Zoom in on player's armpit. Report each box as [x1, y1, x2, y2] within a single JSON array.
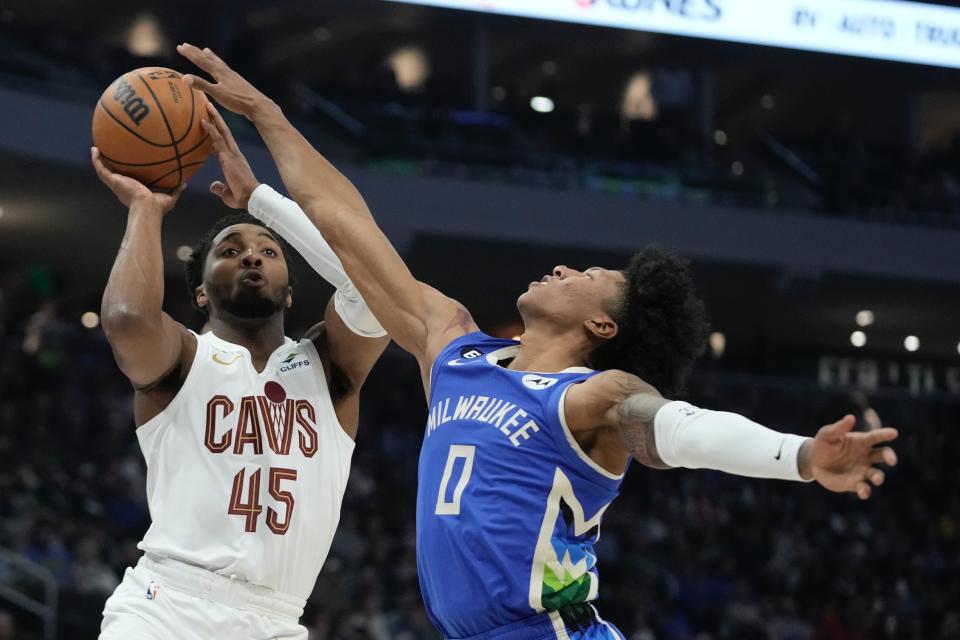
[[421, 284, 480, 365], [317, 298, 391, 398], [564, 370, 672, 469]]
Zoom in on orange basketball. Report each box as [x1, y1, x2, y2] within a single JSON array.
[[92, 67, 213, 191]]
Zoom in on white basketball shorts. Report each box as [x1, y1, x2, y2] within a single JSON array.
[[99, 555, 308, 640]]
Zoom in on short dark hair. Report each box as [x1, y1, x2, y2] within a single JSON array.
[[589, 247, 709, 398], [184, 212, 295, 315]]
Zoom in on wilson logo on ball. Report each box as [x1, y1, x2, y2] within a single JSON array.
[[112, 77, 150, 126], [92, 66, 213, 191]]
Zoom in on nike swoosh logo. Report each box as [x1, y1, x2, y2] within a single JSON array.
[[774, 439, 785, 460], [448, 359, 471, 366], [212, 353, 242, 366]]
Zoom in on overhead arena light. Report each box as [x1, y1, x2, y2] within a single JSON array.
[[386, 46, 431, 92], [530, 96, 555, 113], [856, 310, 875, 327], [126, 13, 167, 57], [850, 331, 866, 348], [904, 335, 920, 352], [81, 312, 100, 330], [709, 331, 726, 358], [622, 72, 657, 121]]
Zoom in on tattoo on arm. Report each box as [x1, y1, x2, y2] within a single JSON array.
[[614, 376, 672, 469], [443, 302, 476, 335]]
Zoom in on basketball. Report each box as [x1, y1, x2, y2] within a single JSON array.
[[91, 67, 212, 191]]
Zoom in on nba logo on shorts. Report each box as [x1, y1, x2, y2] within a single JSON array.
[[146, 580, 160, 600]]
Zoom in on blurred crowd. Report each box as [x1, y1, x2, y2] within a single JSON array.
[[4, 9, 960, 230], [0, 266, 958, 640]]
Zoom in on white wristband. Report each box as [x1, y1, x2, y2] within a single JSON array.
[[653, 401, 811, 482], [248, 184, 386, 338]]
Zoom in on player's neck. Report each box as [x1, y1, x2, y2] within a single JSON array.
[[207, 315, 286, 367], [509, 328, 589, 373]]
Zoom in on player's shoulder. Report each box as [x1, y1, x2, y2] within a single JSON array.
[[563, 369, 659, 426], [573, 368, 654, 396]]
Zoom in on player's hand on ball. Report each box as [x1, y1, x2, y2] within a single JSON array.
[[91, 147, 185, 213], [177, 43, 270, 120], [803, 414, 898, 500], [201, 103, 260, 210]]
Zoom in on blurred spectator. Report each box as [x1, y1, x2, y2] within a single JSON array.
[[0, 611, 15, 640], [71, 535, 119, 597]]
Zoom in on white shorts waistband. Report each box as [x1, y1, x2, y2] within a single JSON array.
[[138, 554, 305, 621]]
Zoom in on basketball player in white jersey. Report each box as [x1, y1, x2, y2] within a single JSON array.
[[90, 130, 389, 638]]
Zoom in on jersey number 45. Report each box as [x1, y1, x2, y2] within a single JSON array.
[[228, 466, 297, 534]]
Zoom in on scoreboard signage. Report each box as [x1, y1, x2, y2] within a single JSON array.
[[385, 0, 960, 69]]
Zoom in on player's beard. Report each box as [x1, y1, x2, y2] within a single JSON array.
[[212, 283, 287, 320]]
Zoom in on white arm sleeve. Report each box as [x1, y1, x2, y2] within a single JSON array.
[[653, 401, 812, 481], [247, 184, 386, 337]]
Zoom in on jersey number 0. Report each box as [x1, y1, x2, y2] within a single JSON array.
[[435, 445, 476, 515]]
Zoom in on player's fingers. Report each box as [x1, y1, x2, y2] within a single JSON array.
[[90, 147, 116, 184], [863, 407, 882, 430], [865, 467, 885, 487], [182, 74, 218, 98], [870, 446, 898, 467], [865, 427, 899, 446], [210, 181, 226, 196], [206, 103, 241, 153], [200, 118, 228, 153], [819, 414, 856, 442], [202, 47, 228, 68], [167, 182, 188, 207], [177, 43, 215, 72], [856, 481, 871, 500]]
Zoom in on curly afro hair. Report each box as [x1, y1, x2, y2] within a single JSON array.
[[184, 212, 296, 315], [589, 247, 709, 398]]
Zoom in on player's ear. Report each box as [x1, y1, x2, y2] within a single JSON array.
[[196, 285, 209, 310], [286, 286, 293, 309], [584, 315, 618, 341]]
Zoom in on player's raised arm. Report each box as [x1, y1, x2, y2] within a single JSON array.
[[92, 148, 196, 389], [198, 107, 390, 413], [564, 370, 899, 499], [177, 43, 475, 365]]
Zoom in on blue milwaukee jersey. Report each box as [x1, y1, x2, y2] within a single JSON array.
[[416, 332, 626, 639]]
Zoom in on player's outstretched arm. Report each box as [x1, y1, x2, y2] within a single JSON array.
[[177, 43, 475, 367], [200, 104, 390, 403], [92, 148, 196, 389], [565, 370, 899, 500]]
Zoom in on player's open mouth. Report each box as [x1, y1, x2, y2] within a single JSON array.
[[241, 270, 265, 288]]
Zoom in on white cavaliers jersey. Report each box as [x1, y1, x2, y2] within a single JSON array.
[[136, 331, 353, 600]]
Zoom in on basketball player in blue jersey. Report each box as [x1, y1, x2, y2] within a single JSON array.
[[181, 44, 900, 640]]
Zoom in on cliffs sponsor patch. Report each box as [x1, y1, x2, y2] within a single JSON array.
[[280, 352, 311, 373]]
